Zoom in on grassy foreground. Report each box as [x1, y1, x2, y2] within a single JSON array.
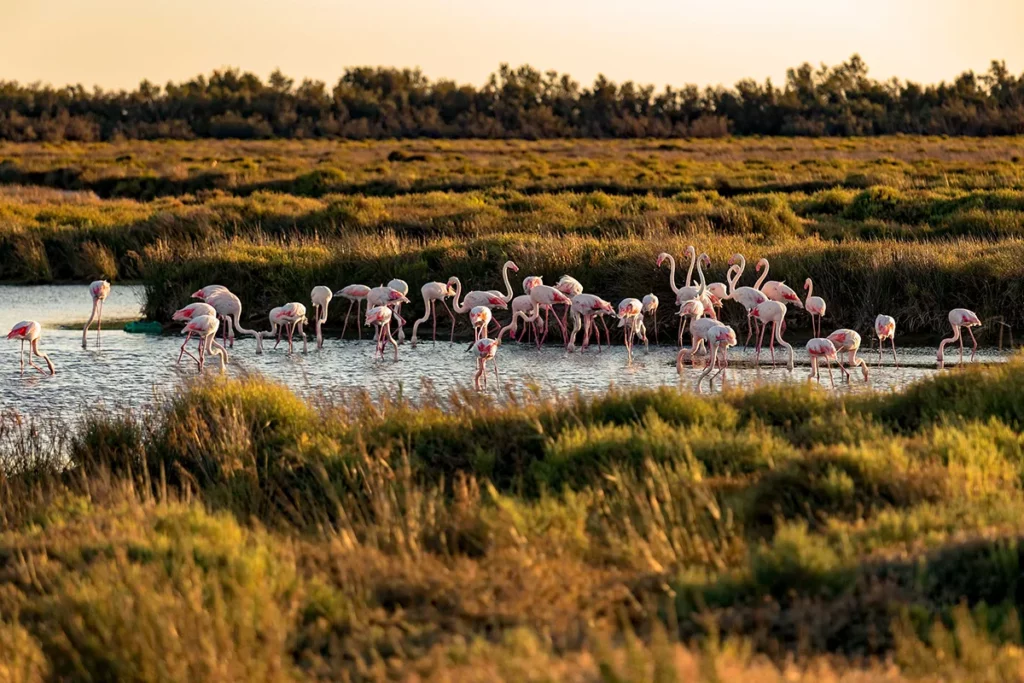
[[5, 362, 1024, 679]]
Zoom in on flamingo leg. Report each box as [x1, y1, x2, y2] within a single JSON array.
[[19, 339, 26, 374], [755, 321, 769, 366], [96, 299, 104, 346], [769, 322, 777, 368], [967, 327, 978, 362], [653, 310, 659, 345], [340, 300, 353, 340], [958, 325, 965, 365], [492, 356, 499, 385], [177, 332, 195, 363], [287, 322, 295, 354], [877, 336, 883, 367], [743, 314, 753, 351], [891, 338, 898, 367], [825, 357, 835, 388], [429, 300, 437, 345]]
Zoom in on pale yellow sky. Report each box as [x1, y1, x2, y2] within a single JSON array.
[[3, 0, 1023, 90]]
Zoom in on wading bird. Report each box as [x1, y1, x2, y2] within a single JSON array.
[[642, 293, 659, 344], [180, 314, 227, 373], [410, 281, 457, 347], [874, 315, 898, 367], [365, 305, 399, 361], [751, 300, 794, 370], [191, 285, 229, 301], [173, 302, 217, 363], [827, 328, 869, 381], [804, 278, 826, 338], [82, 280, 110, 349], [270, 302, 308, 354], [206, 289, 264, 352], [8, 321, 55, 375], [367, 286, 411, 342], [334, 284, 371, 340], [806, 338, 847, 387], [527, 285, 572, 346], [567, 294, 615, 352], [469, 306, 493, 342], [757, 259, 804, 310], [726, 255, 768, 349], [310, 285, 333, 350], [449, 277, 511, 336], [938, 308, 982, 366], [695, 324, 737, 390], [387, 278, 409, 342], [617, 298, 644, 364], [469, 337, 501, 390]]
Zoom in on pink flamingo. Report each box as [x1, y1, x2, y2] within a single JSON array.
[[677, 253, 713, 343], [488, 261, 520, 304], [527, 285, 572, 346], [365, 305, 399, 361], [310, 285, 333, 350], [523, 275, 543, 293], [706, 281, 728, 317], [642, 294, 659, 344], [567, 294, 615, 352], [469, 337, 501, 390], [334, 284, 371, 340], [206, 289, 265, 352], [617, 298, 644, 364], [874, 315, 898, 367], [449, 277, 511, 336], [938, 308, 982, 366], [82, 279, 111, 349], [803, 278, 827, 338], [806, 338, 846, 387], [387, 278, 409, 342], [7, 321, 55, 375], [191, 285, 229, 300], [367, 285, 411, 342], [677, 316, 720, 374], [469, 306, 493, 342], [695, 323, 737, 389], [173, 302, 217, 363], [180, 314, 228, 373], [656, 247, 699, 345], [757, 259, 804, 310], [270, 302, 308, 354], [751, 300, 794, 370], [726, 255, 768, 349], [827, 328, 869, 381], [553, 275, 583, 339], [410, 281, 457, 347], [509, 294, 542, 345]]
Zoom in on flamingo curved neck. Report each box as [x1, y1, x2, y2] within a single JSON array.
[[663, 254, 681, 294], [450, 278, 468, 313], [500, 264, 514, 302], [804, 279, 814, 305], [754, 260, 770, 290], [683, 249, 696, 288], [727, 256, 746, 295], [695, 255, 708, 297]]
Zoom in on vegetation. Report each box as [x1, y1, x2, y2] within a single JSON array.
[[6, 362, 1024, 679], [4, 56, 1024, 141]]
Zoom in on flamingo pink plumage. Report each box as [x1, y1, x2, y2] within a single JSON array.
[[173, 302, 217, 363], [180, 314, 228, 372], [806, 338, 847, 387], [334, 284, 371, 340], [469, 337, 501, 390], [411, 281, 458, 347], [83, 279, 111, 349], [803, 278, 827, 338], [695, 324, 737, 389], [617, 298, 644, 364], [874, 315, 898, 367], [310, 285, 333, 350], [365, 305, 399, 361], [827, 328, 869, 381], [751, 300, 794, 370], [938, 308, 982, 366], [8, 321, 55, 375]]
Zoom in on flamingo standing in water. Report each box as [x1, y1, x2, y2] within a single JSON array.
[[310, 285, 333, 350], [335, 284, 371, 340], [874, 315, 898, 367], [567, 294, 615, 352], [469, 306, 493, 342], [7, 321, 55, 375], [270, 303, 308, 354], [804, 279, 827, 338], [806, 338, 847, 387], [726, 255, 768, 349], [938, 308, 982, 366], [695, 324, 737, 390], [509, 294, 542, 344], [757, 259, 804, 310], [192, 285, 229, 301], [410, 281, 457, 347], [366, 286, 411, 341], [173, 302, 217, 363], [365, 305, 399, 361], [527, 285, 572, 346], [469, 337, 501, 390], [387, 278, 409, 342], [827, 328, 869, 381], [657, 247, 701, 345], [642, 294, 659, 344], [751, 300, 794, 370], [82, 280, 110, 349], [180, 314, 228, 373], [206, 289, 265, 352], [449, 277, 511, 337], [617, 298, 644, 364]]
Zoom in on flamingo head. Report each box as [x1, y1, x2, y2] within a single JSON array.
[[445, 284, 457, 297], [754, 259, 766, 273], [469, 308, 490, 326], [700, 253, 710, 268], [655, 252, 669, 267], [447, 276, 459, 288], [716, 327, 737, 346], [595, 300, 614, 314], [684, 246, 695, 259], [803, 278, 812, 291], [680, 300, 703, 317], [487, 296, 509, 309], [708, 293, 722, 306], [191, 288, 206, 299], [523, 276, 542, 293], [505, 260, 520, 274], [172, 307, 194, 322], [727, 253, 741, 266]]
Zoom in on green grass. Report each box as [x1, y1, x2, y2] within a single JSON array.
[[6, 363, 1024, 678]]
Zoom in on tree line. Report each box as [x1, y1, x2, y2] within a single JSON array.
[[2, 55, 1024, 141]]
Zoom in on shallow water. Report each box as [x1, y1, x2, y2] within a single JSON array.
[[0, 285, 1010, 421]]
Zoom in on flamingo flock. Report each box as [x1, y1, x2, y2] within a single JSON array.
[[5, 250, 990, 390]]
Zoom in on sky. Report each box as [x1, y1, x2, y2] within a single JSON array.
[[3, 0, 1024, 91]]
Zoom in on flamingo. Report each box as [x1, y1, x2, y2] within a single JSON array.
[[677, 253, 714, 344], [509, 294, 542, 345], [938, 308, 982, 366], [617, 298, 644, 365], [173, 302, 217, 363], [387, 278, 409, 342], [411, 281, 458, 347], [487, 260, 520, 304], [469, 306, 493, 342], [726, 255, 768, 349], [310, 285, 333, 350], [657, 247, 699, 345], [191, 284, 229, 301], [270, 302, 308, 354], [7, 321, 55, 375], [751, 300, 794, 370], [469, 337, 501, 390], [677, 316, 720, 374], [205, 289, 265, 352], [365, 305, 399, 361], [367, 286, 411, 342], [523, 275, 543, 293], [567, 294, 615, 352], [553, 275, 583, 339], [706, 281, 728, 317], [806, 338, 847, 387], [695, 324, 737, 389], [449, 277, 511, 336], [757, 259, 804, 310], [82, 279, 110, 349], [334, 284, 371, 340], [874, 315, 898, 367], [827, 329, 869, 381], [642, 294, 659, 344], [180, 314, 228, 373], [527, 285, 572, 346], [804, 279, 827, 338]]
